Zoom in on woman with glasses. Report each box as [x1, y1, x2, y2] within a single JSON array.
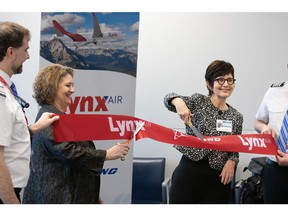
[[163, 60, 243, 204]]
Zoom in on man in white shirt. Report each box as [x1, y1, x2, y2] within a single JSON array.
[[254, 81, 288, 203], [0, 21, 59, 204]]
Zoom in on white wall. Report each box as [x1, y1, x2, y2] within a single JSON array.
[[2, 12, 288, 183], [134, 13, 288, 182]]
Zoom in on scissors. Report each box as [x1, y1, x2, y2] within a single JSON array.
[[120, 121, 145, 161], [185, 115, 204, 140]]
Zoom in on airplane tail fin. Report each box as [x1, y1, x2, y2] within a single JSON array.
[[92, 13, 103, 38], [52, 20, 86, 42], [52, 20, 67, 37]]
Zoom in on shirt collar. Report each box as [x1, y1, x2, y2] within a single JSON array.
[[0, 70, 12, 86]]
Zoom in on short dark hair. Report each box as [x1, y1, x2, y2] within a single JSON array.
[[0, 22, 31, 61], [205, 60, 235, 96]]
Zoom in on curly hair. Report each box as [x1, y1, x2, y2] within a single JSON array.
[[33, 64, 74, 105], [0, 22, 31, 61]]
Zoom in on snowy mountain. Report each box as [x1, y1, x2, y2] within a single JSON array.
[[40, 38, 138, 77]]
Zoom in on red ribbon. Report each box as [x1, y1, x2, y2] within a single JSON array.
[[53, 114, 278, 156]]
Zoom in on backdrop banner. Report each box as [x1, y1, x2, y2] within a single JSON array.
[[53, 114, 278, 156], [40, 12, 140, 204]]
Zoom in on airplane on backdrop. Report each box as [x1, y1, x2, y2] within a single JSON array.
[[52, 13, 123, 49]]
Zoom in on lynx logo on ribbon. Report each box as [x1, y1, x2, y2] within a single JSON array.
[[108, 117, 145, 136], [237, 136, 267, 151], [53, 114, 278, 156], [173, 130, 189, 140]]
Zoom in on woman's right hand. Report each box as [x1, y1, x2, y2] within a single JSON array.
[[171, 97, 191, 123], [105, 140, 130, 160]]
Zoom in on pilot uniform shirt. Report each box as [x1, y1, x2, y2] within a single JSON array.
[[255, 81, 288, 162], [0, 70, 30, 188], [164, 92, 243, 171]]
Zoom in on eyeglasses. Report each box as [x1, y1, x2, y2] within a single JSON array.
[[214, 77, 236, 85]]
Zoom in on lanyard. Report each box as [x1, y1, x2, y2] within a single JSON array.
[[0, 76, 29, 108], [0, 75, 29, 124], [0, 75, 13, 95]]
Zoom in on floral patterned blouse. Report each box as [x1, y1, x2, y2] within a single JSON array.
[[164, 92, 243, 171]]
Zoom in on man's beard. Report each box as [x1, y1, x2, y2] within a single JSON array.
[[14, 65, 23, 75]]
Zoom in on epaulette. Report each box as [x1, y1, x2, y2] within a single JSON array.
[[0, 83, 6, 98], [270, 81, 286, 88]]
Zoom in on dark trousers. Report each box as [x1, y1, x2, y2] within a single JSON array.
[[0, 188, 21, 204], [261, 160, 288, 204], [169, 155, 231, 204]]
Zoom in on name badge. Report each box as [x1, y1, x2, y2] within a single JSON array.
[[216, 119, 232, 132]]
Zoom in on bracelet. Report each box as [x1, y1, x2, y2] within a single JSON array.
[[229, 157, 239, 165]]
